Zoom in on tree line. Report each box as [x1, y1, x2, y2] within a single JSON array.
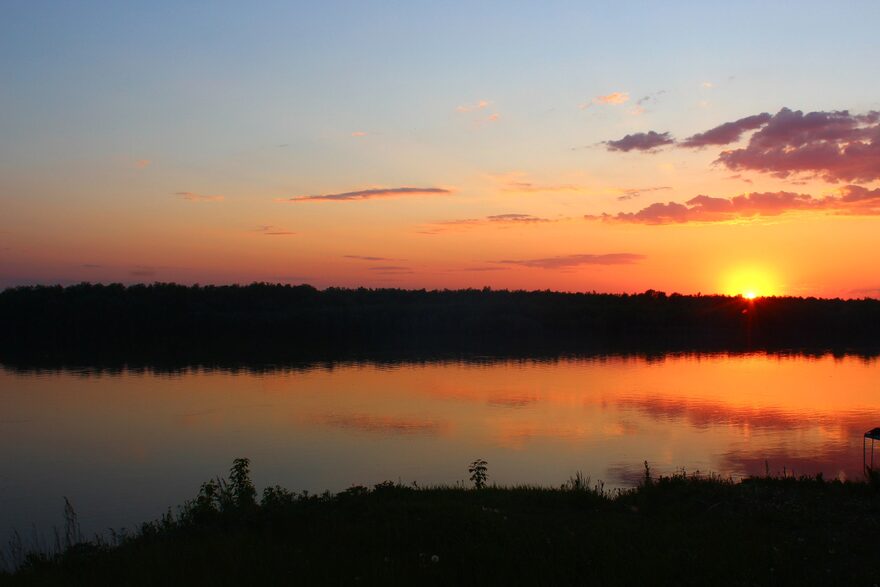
[[0, 283, 878, 363]]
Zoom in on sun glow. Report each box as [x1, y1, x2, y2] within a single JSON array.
[[721, 266, 780, 298]]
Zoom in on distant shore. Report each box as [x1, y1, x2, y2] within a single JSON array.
[[2, 459, 879, 585], [2, 284, 879, 364]]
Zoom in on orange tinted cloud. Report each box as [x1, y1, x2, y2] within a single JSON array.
[[581, 91, 630, 109], [290, 186, 452, 202], [589, 186, 880, 224], [456, 99, 490, 112], [176, 191, 224, 202], [496, 253, 645, 269]]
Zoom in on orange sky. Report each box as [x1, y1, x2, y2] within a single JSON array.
[[1, 3, 879, 298]]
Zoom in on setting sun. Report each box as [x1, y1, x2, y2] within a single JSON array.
[[721, 266, 780, 298]]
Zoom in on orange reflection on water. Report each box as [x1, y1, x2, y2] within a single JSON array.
[[1, 352, 878, 537]]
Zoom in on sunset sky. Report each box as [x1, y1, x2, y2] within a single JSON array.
[[2, 1, 879, 297]]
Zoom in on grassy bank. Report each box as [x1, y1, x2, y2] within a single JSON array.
[[2, 460, 879, 586]]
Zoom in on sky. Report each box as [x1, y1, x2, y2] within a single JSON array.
[[1, 0, 879, 297]]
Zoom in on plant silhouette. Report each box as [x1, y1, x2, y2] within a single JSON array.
[[469, 459, 488, 489]]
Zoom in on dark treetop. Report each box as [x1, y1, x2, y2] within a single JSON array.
[[1, 283, 878, 365]]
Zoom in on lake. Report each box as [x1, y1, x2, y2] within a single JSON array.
[[1, 352, 878, 540]]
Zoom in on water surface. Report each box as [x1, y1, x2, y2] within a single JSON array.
[[1, 352, 878, 539]]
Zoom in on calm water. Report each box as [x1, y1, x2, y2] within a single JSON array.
[[1, 353, 878, 539]]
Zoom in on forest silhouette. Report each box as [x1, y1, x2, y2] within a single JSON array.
[[1, 283, 878, 364]]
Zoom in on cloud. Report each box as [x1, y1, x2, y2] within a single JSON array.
[[368, 265, 413, 274], [81, 263, 102, 268], [581, 92, 630, 109], [486, 213, 552, 223], [491, 173, 586, 193], [351, 131, 368, 137], [616, 186, 672, 201], [496, 253, 645, 269], [177, 191, 224, 202], [680, 113, 772, 148], [344, 255, 399, 261], [457, 266, 510, 272], [589, 185, 880, 224], [134, 159, 151, 169], [456, 100, 490, 113], [254, 225, 296, 236], [715, 108, 880, 182], [701, 81, 714, 89], [636, 90, 666, 106], [130, 267, 156, 277], [290, 187, 452, 202], [423, 213, 555, 233], [605, 131, 674, 152], [487, 113, 500, 122]]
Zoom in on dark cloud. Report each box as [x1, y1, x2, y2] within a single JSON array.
[[368, 265, 413, 274], [486, 213, 552, 223], [176, 191, 224, 202], [130, 267, 156, 277], [716, 108, 880, 182], [496, 253, 645, 269], [680, 113, 772, 148], [605, 131, 674, 152], [457, 266, 509, 272], [589, 185, 880, 224], [636, 90, 666, 106], [290, 187, 451, 202], [254, 225, 296, 236], [81, 264, 102, 268], [616, 186, 672, 201], [344, 255, 398, 261]]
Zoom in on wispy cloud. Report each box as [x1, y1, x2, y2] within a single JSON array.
[[580, 91, 630, 109], [422, 213, 555, 234], [130, 266, 156, 277], [255, 225, 296, 236], [344, 255, 401, 261], [351, 131, 368, 137], [605, 131, 674, 152], [368, 265, 414, 274], [176, 191, 225, 202], [456, 266, 510, 272], [488, 172, 587, 194], [134, 159, 151, 169], [290, 186, 452, 202], [588, 185, 880, 224], [456, 99, 490, 113], [496, 253, 645, 269], [615, 186, 672, 201]]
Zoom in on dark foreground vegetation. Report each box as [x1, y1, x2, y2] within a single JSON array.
[[3, 459, 880, 586], [1, 283, 879, 364]]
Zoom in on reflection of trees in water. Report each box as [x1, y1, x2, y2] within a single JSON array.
[[608, 395, 876, 483]]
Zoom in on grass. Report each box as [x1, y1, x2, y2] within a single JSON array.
[[2, 459, 880, 585]]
